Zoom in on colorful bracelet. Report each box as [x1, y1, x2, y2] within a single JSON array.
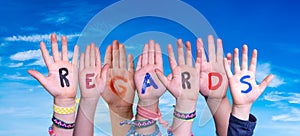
[[52, 116, 75, 129], [120, 119, 156, 128], [53, 104, 76, 115], [126, 124, 161, 136], [173, 109, 196, 121], [48, 125, 56, 136]]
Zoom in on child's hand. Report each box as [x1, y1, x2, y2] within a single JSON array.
[[224, 45, 274, 120], [102, 40, 135, 116], [28, 34, 79, 105], [198, 35, 232, 99], [156, 39, 201, 112], [134, 40, 166, 106], [79, 43, 108, 100]]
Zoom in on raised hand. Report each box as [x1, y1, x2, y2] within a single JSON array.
[[224, 45, 274, 120], [79, 43, 108, 99], [75, 43, 109, 136], [134, 40, 166, 106], [102, 40, 135, 113], [156, 39, 201, 110], [198, 35, 232, 99], [28, 33, 79, 103]]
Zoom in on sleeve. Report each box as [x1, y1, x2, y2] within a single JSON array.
[[227, 113, 257, 136]]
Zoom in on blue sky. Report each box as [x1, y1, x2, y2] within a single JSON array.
[[0, 0, 299, 135]]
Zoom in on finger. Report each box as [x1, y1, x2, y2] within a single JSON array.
[[233, 48, 240, 74], [249, 49, 257, 72], [226, 53, 232, 65], [142, 43, 149, 66], [185, 41, 192, 66], [241, 45, 248, 71], [258, 74, 274, 94], [100, 64, 110, 81], [72, 45, 79, 66], [95, 46, 102, 72], [128, 54, 134, 74], [40, 42, 53, 68], [28, 70, 48, 93], [195, 48, 202, 71], [119, 44, 126, 68], [208, 35, 216, 62], [136, 55, 142, 71], [104, 45, 112, 68], [168, 44, 177, 72], [155, 43, 163, 69], [61, 36, 68, 61], [79, 53, 84, 71], [149, 40, 155, 65], [197, 38, 207, 62], [112, 40, 119, 68], [85, 45, 90, 68], [51, 34, 61, 62], [155, 69, 170, 89], [216, 38, 224, 62], [90, 43, 96, 68], [177, 39, 185, 65], [223, 58, 233, 78]]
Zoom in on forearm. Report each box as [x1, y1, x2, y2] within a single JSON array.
[[171, 100, 196, 135], [206, 96, 231, 136], [52, 98, 76, 136], [74, 98, 99, 136], [109, 106, 133, 136], [135, 100, 159, 135]]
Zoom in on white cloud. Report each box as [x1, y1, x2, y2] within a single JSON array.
[[10, 49, 41, 61], [256, 63, 285, 87], [272, 108, 300, 122], [8, 62, 23, 68], [2, 73, 33, 80], [4, 33, 80, 42], [263, 91, 300, 104], [9, 49, 74, 67]]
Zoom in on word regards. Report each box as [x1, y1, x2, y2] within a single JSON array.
[[208, 72, 222, 90], [59, 68, 70, 87], [142, 73, 158, 94], [240, 75, 252, 94], [110, 76, 128, 97], [181, 72, 191, 89], [86, 73, 96, 89]]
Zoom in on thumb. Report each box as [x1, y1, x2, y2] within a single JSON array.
[[28, 70, 49, 92], [155, 69, 170, 89]]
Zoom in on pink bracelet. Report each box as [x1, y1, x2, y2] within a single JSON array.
[[137, 105, 168, 127]]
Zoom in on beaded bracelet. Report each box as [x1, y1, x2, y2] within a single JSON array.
[[173, 109, 196, 121], [53, 104, 76, 115], [48, 125, 56, 136], [120, 119, 156, 128], [52, 116, 75, 129], [126, 124, 161, 136]]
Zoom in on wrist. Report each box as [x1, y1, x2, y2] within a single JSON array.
[[137, 99, 159, 113], [232, 104, 252, 120], [109, 105, 133, 119], [54, 98, 76, 107], [175, 99, 197, 113]]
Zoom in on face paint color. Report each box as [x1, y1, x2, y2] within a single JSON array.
[[240, 75, 252, 94], [181, 72, 191, 89], [59, 67, 70, 87], [141, 73, 158, 94], [110, 76, 128, 97], [86, 73, 95, 89], [208, 72, 222, 90]]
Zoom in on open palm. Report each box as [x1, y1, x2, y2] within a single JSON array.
[[28, 34, 79, 100], [134, 40, 166, 104]]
